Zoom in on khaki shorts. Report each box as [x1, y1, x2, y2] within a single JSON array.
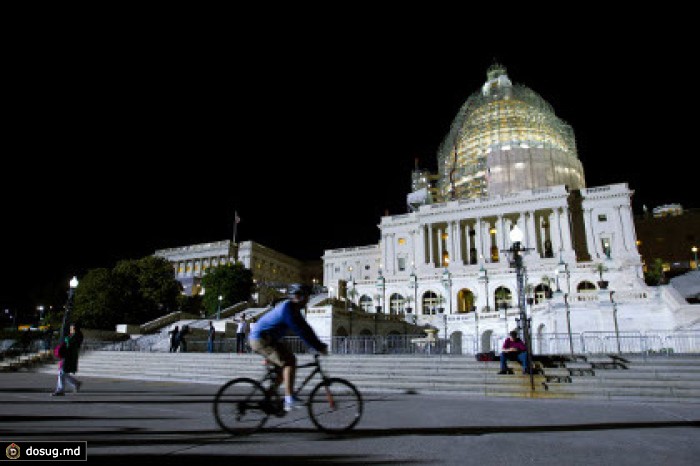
[[249, 336, 296, 367]]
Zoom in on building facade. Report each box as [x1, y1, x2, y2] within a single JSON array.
[[322, 64, 699, 354], [154, 240, 321, 304]]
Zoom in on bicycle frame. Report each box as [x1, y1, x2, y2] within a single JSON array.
[[214, 353, 363, 434], [262, 354, 328, 400]]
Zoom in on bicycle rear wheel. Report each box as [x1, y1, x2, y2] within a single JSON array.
[[307, 377, 363, 433], [213, 377, 269, 435]]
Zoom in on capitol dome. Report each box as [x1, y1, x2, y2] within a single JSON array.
[[435, 63, 585, 200]]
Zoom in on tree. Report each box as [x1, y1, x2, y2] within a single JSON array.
[[200, 263, 253, 316], [72, 256, 182, 330], [644, 258, 665, 286]]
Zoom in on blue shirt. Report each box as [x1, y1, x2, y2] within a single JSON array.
[[250, 299, 326, 352]]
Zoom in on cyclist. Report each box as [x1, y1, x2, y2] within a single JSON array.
[[248, 283, 328, 411]]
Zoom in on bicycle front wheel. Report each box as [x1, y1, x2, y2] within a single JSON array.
[[307, 377, 363, 433], [213, 377, 269, 435]]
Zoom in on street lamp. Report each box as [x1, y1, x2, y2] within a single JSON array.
[[557, 259, 574, 357], [441, 268, 452, 315], [217, 295, 223, 320], [60, 276, 79, 342], [692, 246, 698, 270], [479, 266, 490, 311], [409, 270, 418, 323], [609, 291, 621, 355], [376, 269, 385, 314], [347, 278, 355, 336], [506, 225, 535, 389]]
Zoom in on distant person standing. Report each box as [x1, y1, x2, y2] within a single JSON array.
[[178, 325, 190, 353], [51, 322, 84, 396], [169, 325, 180, 353], [236, 314, 249, 354], [207, 321, 216, 353]]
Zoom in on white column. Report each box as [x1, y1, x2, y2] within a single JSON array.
[[584, 208, 598, 258], [481, 219, 491, 262], [621, 204, 638, 252], [495, 215, 505, 260], [437, 227, 444, 267], [475, 218, 484, 265], [553, 208, 563, 254], [410, 229, 417, 268], [418, 224, 426, 266], [560, 205, 574, 253], [614, 206, 629, 252], [465, 222, 473, 264], [526, 211, 538, 255], [454, 221, 463, 265], [428, 223, 435, 267]]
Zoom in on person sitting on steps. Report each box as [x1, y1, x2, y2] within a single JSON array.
[[498, 330, 529, 375]]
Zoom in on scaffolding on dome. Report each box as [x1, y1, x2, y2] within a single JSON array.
[[433, 71, 585, 202]]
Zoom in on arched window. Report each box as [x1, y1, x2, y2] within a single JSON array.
[[359, 295, 373, 313], [494, 286, 512, 309], [389, 293, 404, 314], [457, 288, 476, 313], [422, 291, 439, 315]]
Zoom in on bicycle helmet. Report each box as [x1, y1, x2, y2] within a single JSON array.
[[287, 283, 313, 296]]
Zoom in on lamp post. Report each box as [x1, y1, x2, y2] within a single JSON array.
[[376, 269, 385, 314], [441, 268, 452, 315], [609, 291, 621, 355], [477, 267, 488, 354], [479, 266, 489, 311], [692, 246, 698, 270], [409, 270, 418, 323], [348, 278, 355, 336], [506, 225, 535, 390], [557, 259, 574, 357], [441, 268, 452, 349], [60, 276, 79, 342], [217, 294, 222, 320]]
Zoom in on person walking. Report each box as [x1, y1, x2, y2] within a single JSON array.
[[169, 325, 180, 353], [178, 325, 189, 353], [248, 284, 328, 411], [51, 322, 84, 396], [235, 314, 249, 354], [207, 321, 216, 353]]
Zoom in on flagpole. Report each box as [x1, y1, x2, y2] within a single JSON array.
[[232, 211, 240, 262], [233, 211, 238, 245]]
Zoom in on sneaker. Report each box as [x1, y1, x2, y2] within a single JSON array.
[[497, 370, 509, 375], [74, 381, 82, 393], [284, 396, 302, 412], [50, 392, 65, 397]]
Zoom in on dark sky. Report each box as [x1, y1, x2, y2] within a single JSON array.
[[3, 17, 695, 315]]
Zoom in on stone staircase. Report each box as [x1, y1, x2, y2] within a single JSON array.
[[33, 351, 700, 403]]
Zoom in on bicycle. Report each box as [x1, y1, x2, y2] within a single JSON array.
[[213, 354, 363, 435]]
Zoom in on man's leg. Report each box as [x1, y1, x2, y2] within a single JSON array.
[[518, 352, 529, 373], [499, 353, 509, 373], [282, 364, 296, 397]]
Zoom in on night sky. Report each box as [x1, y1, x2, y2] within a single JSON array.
[[3, 17, 694, 316]]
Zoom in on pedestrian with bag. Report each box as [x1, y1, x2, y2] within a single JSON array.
[[51, 322, 84, 396]]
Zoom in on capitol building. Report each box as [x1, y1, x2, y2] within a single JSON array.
[[321, 64, 699, 354]]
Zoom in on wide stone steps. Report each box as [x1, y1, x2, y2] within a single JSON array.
[[36, 351, 700, 403]]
